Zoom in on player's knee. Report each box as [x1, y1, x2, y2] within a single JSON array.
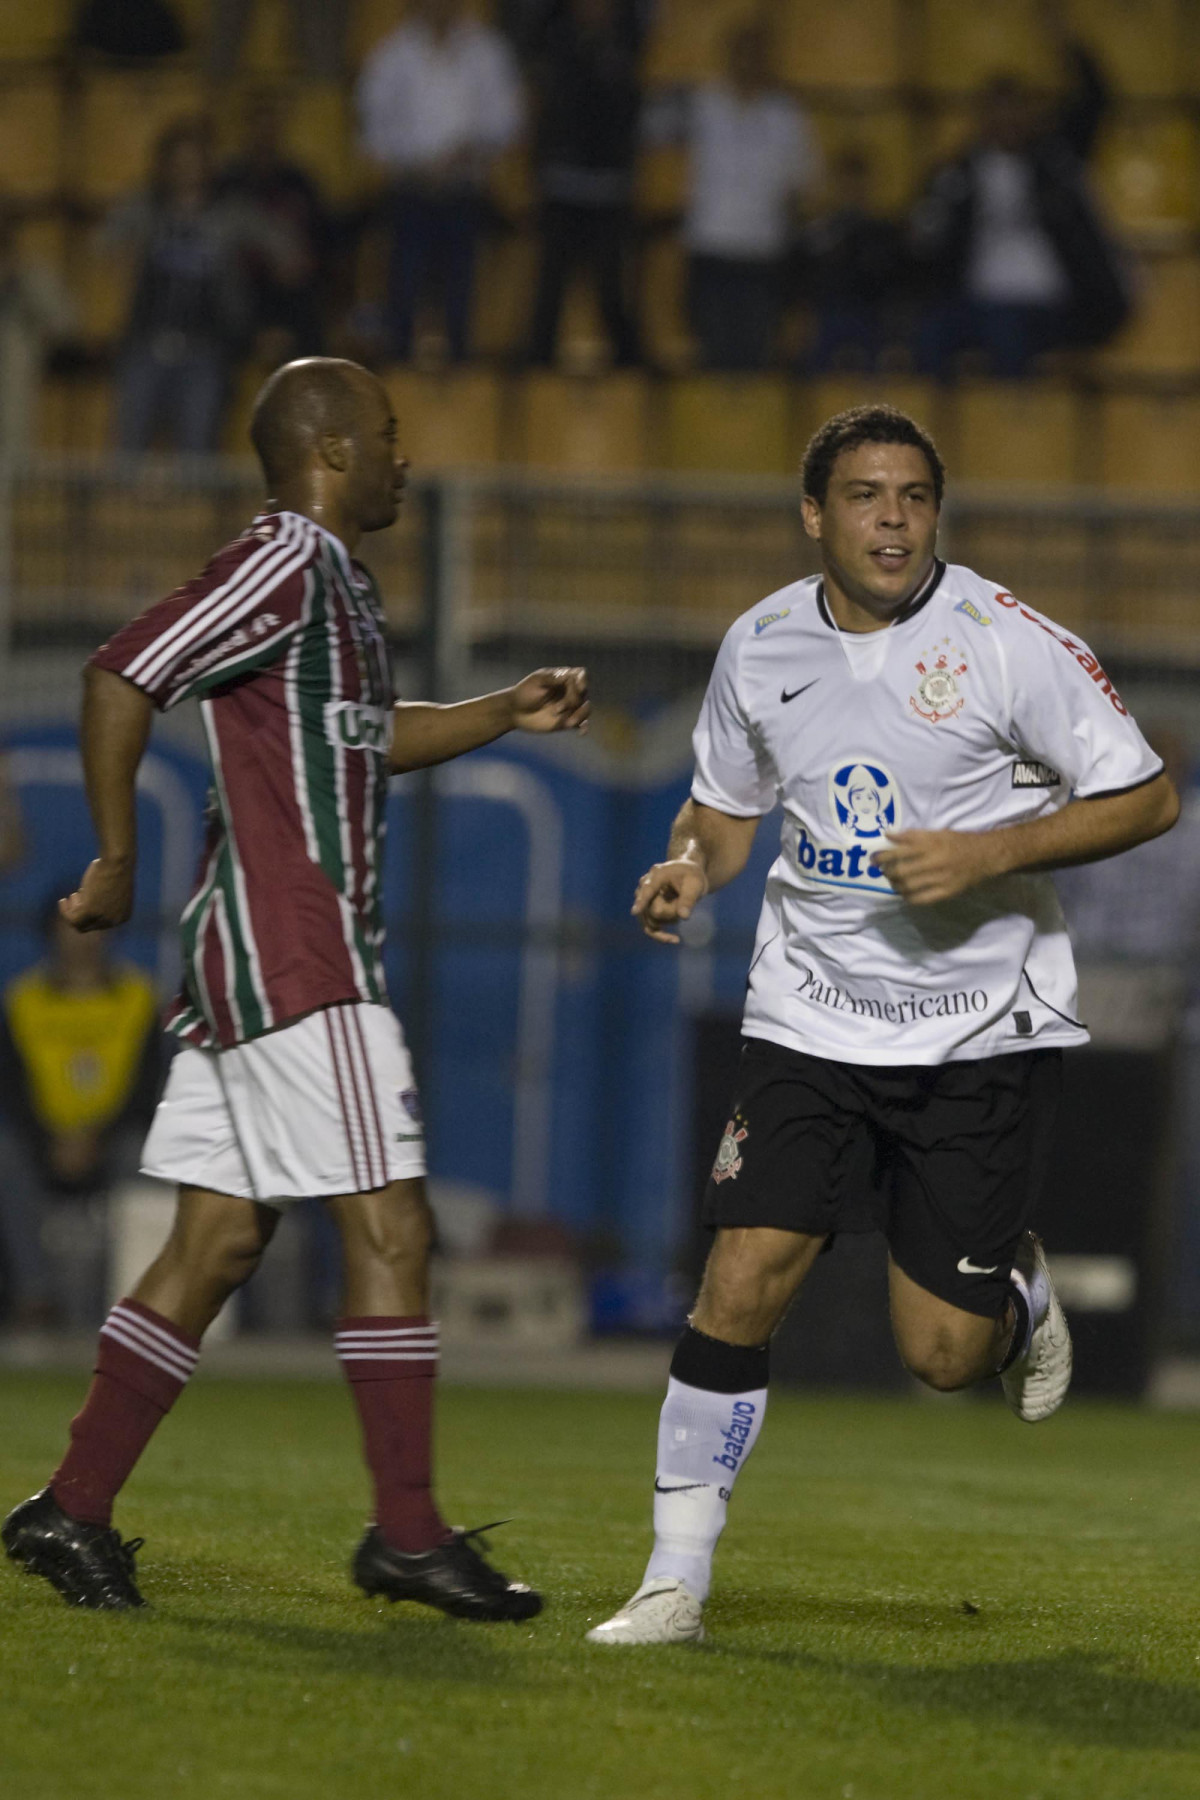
[[351, 1184, 433, 1272], [900, 1336, 978, 1392]]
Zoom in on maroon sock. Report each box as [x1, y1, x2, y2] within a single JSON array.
[[51, 1299, 200, 1527], [335, 1315, 450, 1553]]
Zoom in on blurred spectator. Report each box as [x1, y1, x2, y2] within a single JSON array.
[[0, 202, 76, 463], [1054, 728, 1200, 1343], [650, 22, 821, 370], [527, 0, 644, 368], [1055, 728, 1200, 968], [910, 9, 1128, 379], [796, 148, 906, 374], [357, 0, 524, 363], [208, 0, 347, 81], [0, 901, 160, 1329], [72, 0, 186, 60], [216, 89, 330, 359], [104, 117, 294, 453]]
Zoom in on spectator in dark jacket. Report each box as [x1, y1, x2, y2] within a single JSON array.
[[216, 89, 330, 358], [0, 901, 161, 1328], [798, 148, 907, 373], [527, 0, 644, 366], [910, 27, 1128, 379], [105, 117, 295, 451]]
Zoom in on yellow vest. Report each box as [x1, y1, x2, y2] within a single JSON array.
[[5, 965, 158, 1134]]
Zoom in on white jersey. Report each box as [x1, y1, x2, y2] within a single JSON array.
[[691, 560, 1162, 1066]]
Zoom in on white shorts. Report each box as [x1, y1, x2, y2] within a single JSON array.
[[141, 1002, 426, 1206]]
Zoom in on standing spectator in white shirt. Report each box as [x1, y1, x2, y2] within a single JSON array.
[[357, 0, 524, 363], [655, 22, 820, 370]]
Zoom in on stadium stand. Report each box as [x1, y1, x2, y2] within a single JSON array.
[[953, 380, 1085, 487], [1097, 389, 1200, 494], [514, 372, 653, 474], [663, 375, 792, 475]]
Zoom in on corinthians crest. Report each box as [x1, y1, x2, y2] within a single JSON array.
[[712, 1118, 748, 1183], [910, 638, 968, 722]]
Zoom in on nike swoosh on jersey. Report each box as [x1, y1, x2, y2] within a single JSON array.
[[654, 1480, 706, 1493], [957, 1256, 1001, 1275], [780, 679, 819, 704]]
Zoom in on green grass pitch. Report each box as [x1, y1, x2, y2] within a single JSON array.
[[2, 1373, 1199, 1800]]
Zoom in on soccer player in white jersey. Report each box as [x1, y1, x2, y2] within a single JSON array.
[[587, 405, 1179, 1646], [3, 359, 588, 1617]]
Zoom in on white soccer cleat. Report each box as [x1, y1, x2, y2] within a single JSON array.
[[1002, 1232, 1072, 1422], [585, 1577, 705, 1646]]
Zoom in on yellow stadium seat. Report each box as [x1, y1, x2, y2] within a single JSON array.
[[73, 238, 133, 346], [1097, 253, 1200, 376], [635, 147, 688, 219], [952, 382, 1084, 486], [778, 0, 906, 92], [1097, 391, 1200, 495], [921, 0, 1056, 94], [515, 373, 653, 473], [473, 228, 537, 359], [0, 0, 73, 59], [77, 70, 208, 201], [642, 0, 757, 84], [662, 375, 791, 475], [1065, 0, 1185, 100], [640, 237, 692, 369], [798, 378, 944, 462], [36, 374, 113, 455], [282, 83, 369, 202], [808, 107, 918, 212], [0, 77, 64, 199], [382, 368, 506, 470], [1094, 110, 1200, 236]]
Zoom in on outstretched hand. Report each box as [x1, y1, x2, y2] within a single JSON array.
[[59, 857, 133, 932], [871, 830, 1002, 906], [510, 667, 589, 735], [632, 858, 709, 944]]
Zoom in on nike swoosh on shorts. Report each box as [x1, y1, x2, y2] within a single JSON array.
[[957, 1256, 1000, 1275]]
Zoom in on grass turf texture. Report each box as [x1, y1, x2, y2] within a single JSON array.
[[2, 1376, 1198, 1800]]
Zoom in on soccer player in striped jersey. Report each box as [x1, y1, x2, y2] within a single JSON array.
[[3, 358, 588, 1617]]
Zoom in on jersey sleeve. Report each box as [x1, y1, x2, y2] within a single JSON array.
[[89, 517, 317, 711], [1000, 600, 1163, 798], [691, 626, 777, 816]]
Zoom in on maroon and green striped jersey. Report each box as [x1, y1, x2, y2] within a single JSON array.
[[91, 510, 394, 1049]]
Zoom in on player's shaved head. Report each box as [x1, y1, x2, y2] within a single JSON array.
[[250, 357, 382, 486]]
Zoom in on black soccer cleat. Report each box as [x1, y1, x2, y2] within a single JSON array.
[[2, 1487, 146, 1611], [352, 1520, 542, 1622]]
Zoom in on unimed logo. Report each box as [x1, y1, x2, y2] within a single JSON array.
[[324, 701, 390, 752]]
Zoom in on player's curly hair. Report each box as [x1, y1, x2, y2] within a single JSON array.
[[801, 405, 945, 509]]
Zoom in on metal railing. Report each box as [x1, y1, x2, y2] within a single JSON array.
[[5, 457, 1200, 690]]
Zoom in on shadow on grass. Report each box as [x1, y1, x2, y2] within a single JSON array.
[[715, 1641, 1200, 1751], [163, 1604, 539, 1687]]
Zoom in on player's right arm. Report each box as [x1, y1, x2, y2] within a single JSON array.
[[60, 666, 153, 932], [634, 799, 760, 944], [636, 619, 776, 944], [62, 516, 316, 931]]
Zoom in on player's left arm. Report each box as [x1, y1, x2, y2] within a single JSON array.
[[873, 771, 1180, 907], [389, 667, 589, 773]]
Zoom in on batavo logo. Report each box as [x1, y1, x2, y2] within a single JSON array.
[[994, 593, 1128, 715], [790, 761, 902, 893]]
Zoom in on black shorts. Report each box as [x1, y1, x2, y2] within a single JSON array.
[[702, 1037, 1063, 1319]]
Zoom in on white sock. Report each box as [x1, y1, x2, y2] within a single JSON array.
[[643, 1375, 767, 1604]]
